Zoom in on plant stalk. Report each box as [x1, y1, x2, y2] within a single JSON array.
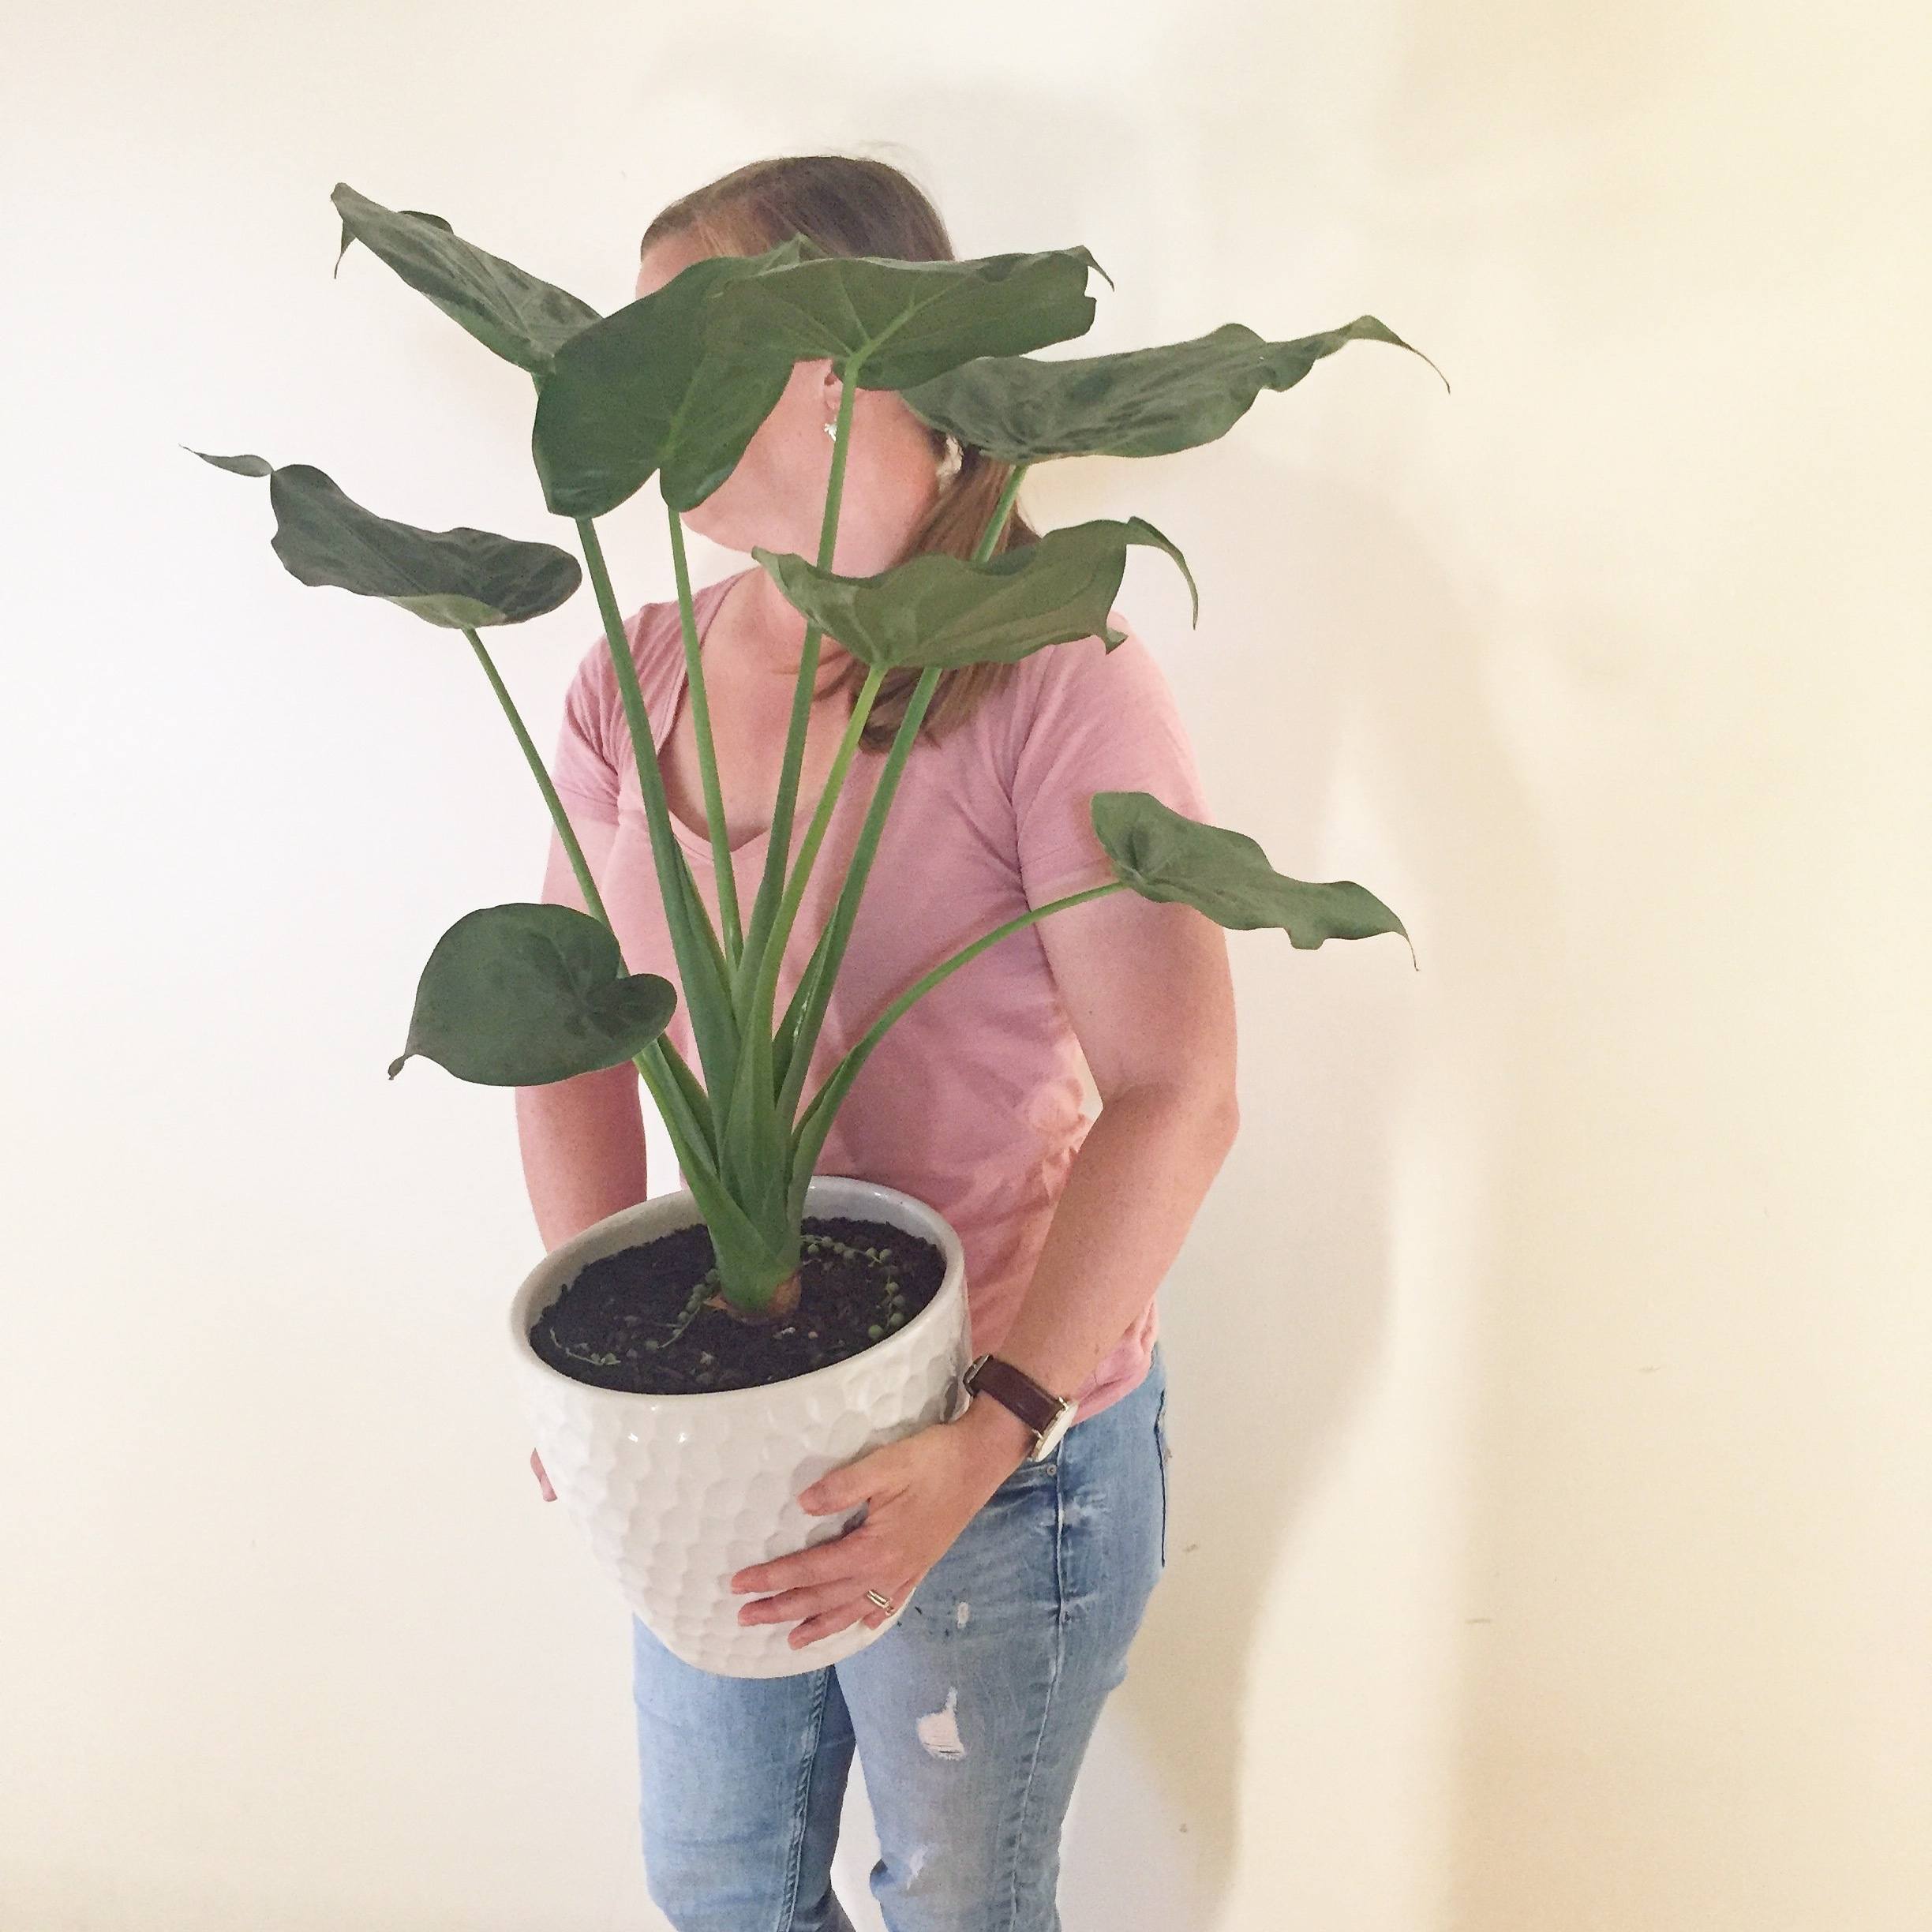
[[665, 503, 743, 964], [574, 515, 741, 1131], [740, 659, 889, 1045], [732, 358, 866, 1017], [788, 879, 1126, 1215], [772, 463, 1030, 1116], [459, 621, 726, 1196]]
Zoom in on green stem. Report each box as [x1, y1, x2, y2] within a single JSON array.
[[789, 880, 1125, 1208], [978, 465, 1028, 560], [773, 461, 1031, 1119], [512, 377, 730, 1185], [464, 622, 616, 931], [459, 620, 719, 1178], [650, 1035, 717, 1166], [743, 660, 887, 1042], [574, 515, 739, 1125], [665, 501, 742, 964], [773, 662, 939, 1111], [734, 359, 865, 1013]]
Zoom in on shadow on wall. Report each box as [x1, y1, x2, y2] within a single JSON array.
[[1066, 407, 1468, 1916]]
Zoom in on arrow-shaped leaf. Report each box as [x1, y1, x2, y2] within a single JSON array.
[[189, 450, 580, 627], [900, 316, 1449, 464], [388, 902, 678, 1085], [531, 236, 821, 518], [331, 182, 601, 376], [702, 245, 1113, 391], [1092, 790, 1415, 963], [748, 515, 1196, 672], [333, 204, 453, 273]]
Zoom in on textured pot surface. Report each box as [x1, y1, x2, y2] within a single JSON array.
[[508, 1176, 972, 1678]]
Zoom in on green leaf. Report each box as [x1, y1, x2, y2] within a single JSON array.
[[387, 903, 678, 1085], [702, 245, 1113, 391], [531, 237, 821, 518], [900, 316, 1450, 464], [749, 515, 1196, 671], [189, 450, 580, 627], [333, 204, 452, 273], [1091, 791, 1415, 962], [330, 182, 601, 376]]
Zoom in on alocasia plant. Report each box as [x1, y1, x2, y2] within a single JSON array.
[[191, 183, 1436, 1326]]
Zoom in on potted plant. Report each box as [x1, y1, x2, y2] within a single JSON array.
[[190, 183, 1436, 1677]]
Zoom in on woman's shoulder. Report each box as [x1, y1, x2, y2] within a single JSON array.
[[990, 605, 1178, 762], [565, 571, 740, 702], [996, 602, 1208, 879], [1014, 602, 1171, 698]]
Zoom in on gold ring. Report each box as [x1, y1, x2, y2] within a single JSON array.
[[865, 1588, 895, 1613]]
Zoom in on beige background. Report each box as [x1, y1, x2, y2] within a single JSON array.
[[3, 2, 1926, 1926]]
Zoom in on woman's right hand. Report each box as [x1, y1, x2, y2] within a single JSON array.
[[531, 1448, 556, 1502]]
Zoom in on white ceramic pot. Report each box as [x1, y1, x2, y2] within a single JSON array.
[[507, 1174, 973, 1678]]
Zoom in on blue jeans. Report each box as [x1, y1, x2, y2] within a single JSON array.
[[630, 1339, 1173, 1931]]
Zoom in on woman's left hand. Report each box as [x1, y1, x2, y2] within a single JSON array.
[[730, 1403, 1032, 1649]]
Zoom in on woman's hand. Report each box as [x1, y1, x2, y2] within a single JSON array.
[[731, 1398, 1035, 1649], [531, 1448, 556, 1501]]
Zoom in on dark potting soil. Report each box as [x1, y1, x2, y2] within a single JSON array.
[[529, 1215, 947, 1396]]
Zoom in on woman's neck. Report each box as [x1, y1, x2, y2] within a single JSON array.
[[717, 566, 851, 695]]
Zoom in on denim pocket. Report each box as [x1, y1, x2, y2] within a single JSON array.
[[1153, 1386, 1171, 1569]]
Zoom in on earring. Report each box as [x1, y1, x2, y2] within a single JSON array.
[[822, 420, 838, 441], [936, 434, 964, 485]]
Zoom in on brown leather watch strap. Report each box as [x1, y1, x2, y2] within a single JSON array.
[[963, 1353, 1066, 1440]]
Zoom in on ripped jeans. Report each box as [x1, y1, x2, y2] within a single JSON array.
[[629, 1339, 1172, 1932]]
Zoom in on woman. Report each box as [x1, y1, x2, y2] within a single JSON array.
[[515, 153, 1238, 1932]]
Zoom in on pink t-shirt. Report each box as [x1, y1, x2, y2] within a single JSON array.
[[543, 563, 1211, 1423]]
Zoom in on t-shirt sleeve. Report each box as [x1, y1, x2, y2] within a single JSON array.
[[1008, 616, 1212, 908], [549, 638, 622, 824]]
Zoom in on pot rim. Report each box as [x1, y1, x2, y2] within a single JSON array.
[[507, 1174, 967, 1414]]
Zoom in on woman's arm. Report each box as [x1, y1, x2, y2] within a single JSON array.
[[729, 865, 1239, 1639], [957, 877, 1239, 1464]]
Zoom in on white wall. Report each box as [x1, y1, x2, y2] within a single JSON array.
[[3, 3, 1925, 1927]]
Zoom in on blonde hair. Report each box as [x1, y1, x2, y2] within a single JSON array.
[[641, 152, 1041, 751]]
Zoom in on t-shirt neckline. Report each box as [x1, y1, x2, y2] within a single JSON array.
[[663, 567, 767, 859]]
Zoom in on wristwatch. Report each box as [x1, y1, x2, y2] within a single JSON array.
[[962, 1353, 1079, 1461]]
